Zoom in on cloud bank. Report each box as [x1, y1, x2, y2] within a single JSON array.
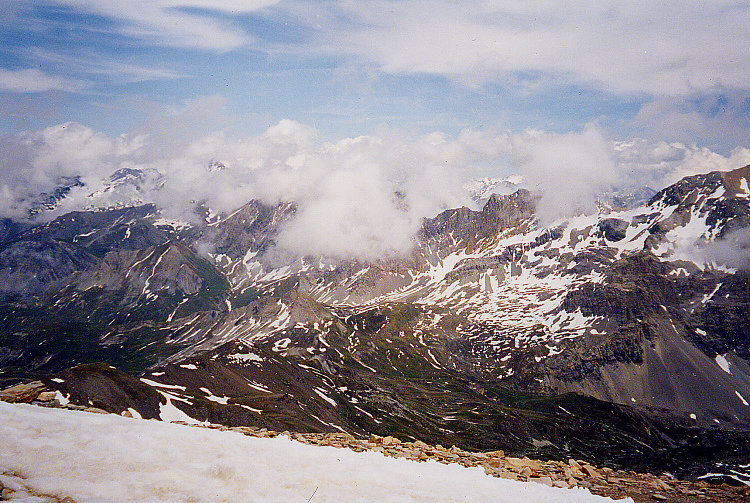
[[1, 113, 749, 260], [511, 125, 617, 224], [304, 1, 750, 96], [704, 229, 750, 271]]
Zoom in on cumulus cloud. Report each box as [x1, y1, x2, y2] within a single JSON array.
[[630, 94, 750, 153], [510, 125, 617, 223], [0, 116, 493, 259], [612, 139, 750, 188], [2, 114, 749, 261], [703, 229, 750, 270]]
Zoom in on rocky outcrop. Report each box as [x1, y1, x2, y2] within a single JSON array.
[[57, 241, 230, 324], [201, 200, 296, 261], [44, 363, 164, 419], [21, 205, 175, 255], [547, 251, 750, 421], [597, 218, 629, 241], [646, 166, 750, 249], [0, 380, 46, 403], [690, 270, 750, 356], [419, 189, 538, 244]]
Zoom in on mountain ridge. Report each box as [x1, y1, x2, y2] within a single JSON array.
[[1, 165, 749, 481]]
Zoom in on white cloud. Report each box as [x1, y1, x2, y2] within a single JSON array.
[[630, 94, 750, 152], [0, 68, 89, 93], [613, 139, 750, 188], [293, 1, 750, 96], [704, 228, 750, 270], [48, 0, 281, 51], [511, 125, 618, 224], [2, 115, 748, 260], [161, 0, 281, 12], [0, 118, 490, 259]]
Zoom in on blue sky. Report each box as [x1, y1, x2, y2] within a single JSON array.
[[2, 0, 749, 151]]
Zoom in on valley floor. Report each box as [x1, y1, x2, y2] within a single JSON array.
[[0, 402, 618, 503]]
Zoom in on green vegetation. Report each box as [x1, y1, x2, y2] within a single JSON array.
[[228, 287, 263, 309], [0, 303, 189, 384]]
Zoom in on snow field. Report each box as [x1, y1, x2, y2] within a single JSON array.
[[0, 403, 624, 503]]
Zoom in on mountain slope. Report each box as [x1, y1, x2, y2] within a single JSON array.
[[1, 165, 750, 479]]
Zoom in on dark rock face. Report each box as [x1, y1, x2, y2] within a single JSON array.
[[549, 250, 750, 422], [57, 241, 230, 324], [649, 171, 724, 207], [420, 189, 538, 244], [645, 167, 750, 249], [563, 252, 678, 323], [22, 205, 177, 257], [46, 363, 163, 419], [691, 271, 750, 356], [203, 200, 296, 261], [0, 218, 30, 245], [598, 218, 629, 242]]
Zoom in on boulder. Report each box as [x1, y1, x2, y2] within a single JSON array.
[[36, 391, 58, 402], [598, 218, 629, 242], [0, 381, 46, 403], [581, 464, 600, 478]]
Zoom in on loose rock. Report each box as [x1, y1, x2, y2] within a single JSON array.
[[0, 381, 46, 403], [581, 465, 599, 478]]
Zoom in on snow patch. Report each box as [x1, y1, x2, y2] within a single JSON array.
[[140, 379, 186, 391], [715, 354, 731, 374], [0, 403, 618, 503], [313, 387, 337, 407], [205, 395, 229, 405], [229, 352, 264, 363], [736, 391, 749, 406], [54, 391, 69, 406], [158, 396, 203, 424]]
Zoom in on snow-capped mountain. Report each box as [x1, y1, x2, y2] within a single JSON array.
[[1, 165, 750, 479], [463, 175, 524, 204], [27, 175, 84, 216]]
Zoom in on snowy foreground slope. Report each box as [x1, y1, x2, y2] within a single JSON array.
[[0, 403, 622, 503]]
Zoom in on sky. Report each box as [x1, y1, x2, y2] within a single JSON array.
[[1, 1, 750, 259], [2, 1, 749, 146]]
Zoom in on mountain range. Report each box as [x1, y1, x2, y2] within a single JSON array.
[[1, 165, 749, 482]]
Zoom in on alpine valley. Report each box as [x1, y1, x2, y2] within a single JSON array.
[[2, 164, 750, 484]]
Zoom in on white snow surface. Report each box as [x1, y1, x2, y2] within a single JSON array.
[[715, 354, 731, 374], [0, 403, 622, 503]]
